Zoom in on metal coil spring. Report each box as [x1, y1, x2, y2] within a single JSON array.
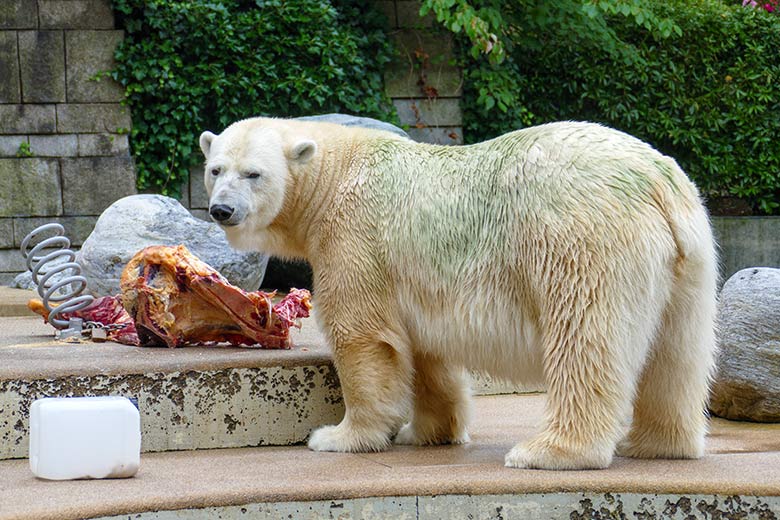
[[20, 223, 94, 329]]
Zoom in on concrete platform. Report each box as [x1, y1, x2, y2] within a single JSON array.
[[3, 287, 780, 519], [1, 394, 779, 520], [0, 314, 342, 459]]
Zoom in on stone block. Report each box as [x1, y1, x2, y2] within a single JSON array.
[[60, 156, 136, 215], [28, 134, 78, 157], [0, 32, 21, 102], [393, 98, 461, 127], [407, 126, 463, 145], [39, 0, 114, 29], [65, 30, 124, 102], [18, 30, 66, 103], [77, 133, 129, 156], [0, 249, 26, 272], [0, 158, 61, 217], [0, 104, 56, 133], [0, 136, 28, 157], [385, 30, 461, 98], [0, 1, 37, 29], [189, 164, 209, 210], [57, 103, 132, 133], [396, 0, 435, 28], [0, 272, 17, 286], [12, 215, 97, 247], [0, 218, 13, 248]]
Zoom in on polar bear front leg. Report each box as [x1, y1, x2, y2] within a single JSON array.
[[395, 351, 471, 446], [308, 329, 413, 453]]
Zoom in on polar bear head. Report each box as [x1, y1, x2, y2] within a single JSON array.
[[199, 119, 317, 251]]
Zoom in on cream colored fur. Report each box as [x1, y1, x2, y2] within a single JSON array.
[[200, 118, 718, 470]]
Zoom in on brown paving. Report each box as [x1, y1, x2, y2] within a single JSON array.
[[1, 394, 779, 520]]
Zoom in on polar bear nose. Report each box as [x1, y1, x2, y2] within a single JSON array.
[[209, 204, 235, 222]]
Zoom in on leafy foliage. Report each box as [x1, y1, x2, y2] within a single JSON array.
[[111, 0, 396, 196], [425, 0, 780, 214]]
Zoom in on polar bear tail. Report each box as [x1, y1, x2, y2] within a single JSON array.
[[620, 172, 719, 460]]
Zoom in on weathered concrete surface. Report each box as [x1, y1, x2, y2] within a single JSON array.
[[712, 217, 780, 282], [91, 494, 780, 520], [0, 314, 341, 460], [2, 393, 780, 520]]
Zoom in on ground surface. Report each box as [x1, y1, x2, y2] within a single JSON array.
[[1, 287, 779, 519]]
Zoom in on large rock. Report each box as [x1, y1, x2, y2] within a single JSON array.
[[77, 195, 268, 296], [710, 268, 780, 422], [296, 113, 409, 139]]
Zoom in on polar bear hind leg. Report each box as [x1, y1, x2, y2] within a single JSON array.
[[505, 241, 671, 470], [618, 211, 718, 460], [395, 351, 471, 446]]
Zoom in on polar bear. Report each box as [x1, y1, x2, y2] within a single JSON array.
[[199, 118, 718, 470]]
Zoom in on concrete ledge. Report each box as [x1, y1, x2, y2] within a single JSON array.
[[0, 315, 341, 459], [1, 394, 778, 520], [88, 494, 780, 520], [0, 288, 34, 317]]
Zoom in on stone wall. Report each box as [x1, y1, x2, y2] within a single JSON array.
[[378, 1, 464, 145], [0, 0, 136, 284]]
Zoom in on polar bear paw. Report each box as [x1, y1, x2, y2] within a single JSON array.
[[504, 439, 612, 470], [307, 423, 390, 453], [394, 422, 470, 446], [616, 434, 704, 460]]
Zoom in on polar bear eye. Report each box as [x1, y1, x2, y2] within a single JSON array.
[[247, 171, 261, 179], [210, 167, 221, 176]]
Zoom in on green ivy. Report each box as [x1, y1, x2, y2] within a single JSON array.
[[111, 0, 397, 197], [425, 0, 780, 214]]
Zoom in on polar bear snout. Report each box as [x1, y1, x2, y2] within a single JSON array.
[[209, 204, 235, 224]]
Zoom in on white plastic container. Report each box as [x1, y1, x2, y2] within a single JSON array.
[[29, 396, 141, 480]]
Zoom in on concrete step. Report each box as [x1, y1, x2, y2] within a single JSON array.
[[1, 394, 779, 520], [0, 286, 37, 317], [0, 314, 343, 460], [0, 289, 539, 460]]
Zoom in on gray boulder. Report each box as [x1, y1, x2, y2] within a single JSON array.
[[710, 267, 780, 422], [77, 195, 268, 296], [296, 113, 409, 139]]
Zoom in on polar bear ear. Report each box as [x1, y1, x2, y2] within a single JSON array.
[[289, 140, 317, 163], [199, 131, 217, 158]]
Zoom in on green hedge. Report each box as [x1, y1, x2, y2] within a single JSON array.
[[111, 0, 396, 197], [457, 0, 780, 214]]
